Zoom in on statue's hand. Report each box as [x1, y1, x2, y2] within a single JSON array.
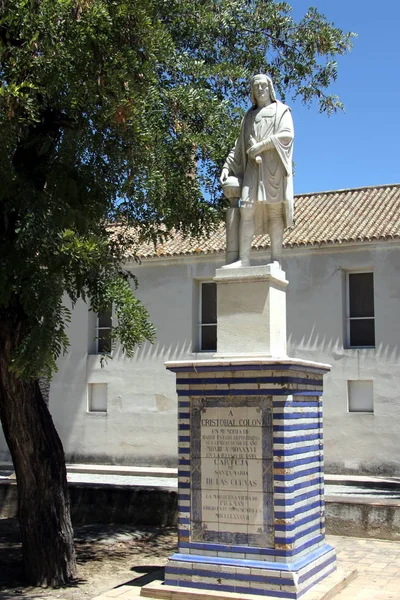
[[220, 167, 229, 185], [247, 141, 264, 159], [247, 138, 273, 159]]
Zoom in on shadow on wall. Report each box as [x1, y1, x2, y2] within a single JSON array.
[[113, 337, 196, 363], [44, 336, 194, 467], [287, 331, 400, 367]]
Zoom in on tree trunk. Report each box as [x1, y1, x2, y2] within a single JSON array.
[[0, 312, 77, 586]]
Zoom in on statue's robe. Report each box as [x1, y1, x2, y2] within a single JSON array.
[[223, 100, 294, 235]]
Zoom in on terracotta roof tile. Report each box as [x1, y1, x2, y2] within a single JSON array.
[[137, 183, 400, 258]]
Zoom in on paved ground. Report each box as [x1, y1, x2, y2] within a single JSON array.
[[0, 519, 177, 600], [89, 535, 400, 600], [2, 465, 400, 499], [67, 474, 400, 499], [68, 473, 178, 488], [333, 536, 400, 599], [2, 518, 400, 599], [4, 470, 400, 499], [2, 466, 400, 598]]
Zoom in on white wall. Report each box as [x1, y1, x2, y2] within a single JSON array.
[[285, 242, 400, 475], [1, 241, 399, 475], [48, 256, 226, 466]]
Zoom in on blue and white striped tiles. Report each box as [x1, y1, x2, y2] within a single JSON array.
[[165, 543, 336, 597], [165, 361, 335, 598]]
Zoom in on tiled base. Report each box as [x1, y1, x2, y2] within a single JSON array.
[[140, 567, 357, 599], [163, 544, 336, 599]]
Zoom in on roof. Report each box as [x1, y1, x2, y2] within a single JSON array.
[[137, 183, 400, 259]]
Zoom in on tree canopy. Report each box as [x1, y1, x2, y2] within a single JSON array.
[[0, 0, 355, 378], [0, 0, 355, 585]]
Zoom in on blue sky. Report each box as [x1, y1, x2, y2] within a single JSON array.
[[288, 1, 399, 194]]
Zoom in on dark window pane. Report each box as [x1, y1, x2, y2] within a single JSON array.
[[201, 283, 216, 324], [98, 308, 112, 328], [350, 319, 375, 347], [98, 330, 112, 353], [349, 273, 374, 318], [201, 326, 217, 351]]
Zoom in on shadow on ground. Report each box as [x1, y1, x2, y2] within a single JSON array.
[[122, 566, 165, 588], [0, 517, 177, 598]]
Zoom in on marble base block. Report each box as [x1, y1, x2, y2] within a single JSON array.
[[214, 264, 288, 357], [164, 358, 335, 599]]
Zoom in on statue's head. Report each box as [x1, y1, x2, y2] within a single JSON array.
[[250, 74, 276, 106]]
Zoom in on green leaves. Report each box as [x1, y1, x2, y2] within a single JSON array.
[[107, 276, 156, 357], [0, 0, 355, 378]]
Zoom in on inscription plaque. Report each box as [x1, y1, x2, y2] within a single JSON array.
[[191, 396, 273, 547]]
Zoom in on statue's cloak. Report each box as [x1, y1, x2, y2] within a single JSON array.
[[224, 100, 294, 234]]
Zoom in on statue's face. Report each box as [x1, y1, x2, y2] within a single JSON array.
[[252, 78, 270, 105]]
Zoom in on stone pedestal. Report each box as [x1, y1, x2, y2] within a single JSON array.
[[163, 358, 335, 598], [159, 263, 337, 599], [214, 264, 288, 357]]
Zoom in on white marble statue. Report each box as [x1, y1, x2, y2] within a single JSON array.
[[220, 74, 294, 267]]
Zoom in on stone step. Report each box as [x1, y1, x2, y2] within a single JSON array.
[[139, 568, 357, 600], [141, 580, 275, 600]]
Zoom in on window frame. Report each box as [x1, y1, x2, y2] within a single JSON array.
[[347, 380, 374, 414], [345, 270, 375, 349], [198, 281, 217, 352], [95, 306, 112, 355], [87, 382, 108, 414]]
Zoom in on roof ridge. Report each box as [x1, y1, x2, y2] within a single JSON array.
[[128, 184, 400, 258], [296, 182, 400, 198]]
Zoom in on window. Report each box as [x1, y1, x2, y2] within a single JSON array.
[[96, 307, 112, 354], [346, 272, 375, 347], [348, 380, 373, 413], [199, 282, 217, 351], [88, 383, 107, 413]]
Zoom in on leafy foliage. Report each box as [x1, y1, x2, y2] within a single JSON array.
[[0, 0, 355, 378]]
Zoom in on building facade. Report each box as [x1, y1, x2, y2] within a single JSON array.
[[1, 184, 399, 475]]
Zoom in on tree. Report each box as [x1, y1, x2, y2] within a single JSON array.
[[0, 0, 355, 586]]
